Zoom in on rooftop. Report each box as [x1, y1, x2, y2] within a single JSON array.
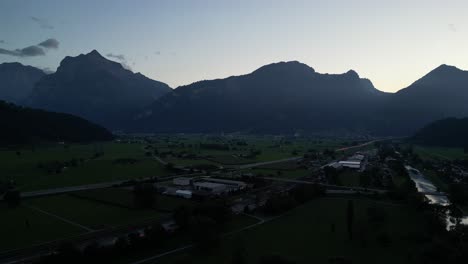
[[193, 182, 226, 189]]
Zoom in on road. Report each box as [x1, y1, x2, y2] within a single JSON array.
[[152, 155, 168, 165], [237, 156, 302, 169], [19, 181, 124, 198], [261, 177, 389, 194], [4, 171, 205, 200], [334, 138, 389, 152]]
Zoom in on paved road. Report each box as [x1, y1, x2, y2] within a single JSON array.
[[7, 171, 205, 200], [334, 139, 384, 152], [152, 156, 168, 165], [19, 181, 124, 198], [238, 156, 302, 169], [26, 206, 94, 232], [261, 177, 389, 194]]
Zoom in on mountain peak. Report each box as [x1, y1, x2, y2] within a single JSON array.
[[415, 64, 466, 83], [87, 49, 103, 58], [345, 69, 359, 78], [253, 61, 315, 75], [431, 64, 464, 74]]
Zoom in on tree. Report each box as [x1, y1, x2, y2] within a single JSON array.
[[133, 183, 157, 208], [173, 206, 191, 230], [258, 254, 295, 264], [448, 183, 468, 205], [4, 189, 21, 208], [230, 240, 247, 264], [291, 184, 324, 203], [346, 200, 354, 240], [165, 162, 175, 170], [190, 215, 219, 252]]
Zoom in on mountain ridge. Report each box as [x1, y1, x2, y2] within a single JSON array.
[[0, 100, 113, 145], [0, 62, 45, 104], [27, 50, 172, 130]]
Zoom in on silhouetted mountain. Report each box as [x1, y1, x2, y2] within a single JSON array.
[[0, 62, 45, 104], [0, 100, 113, 146], [133, 61, 387, 134], [27, 50, 171, 129], [412, 117, 468, 148], [133, 62, 468, 135], [382, 64, 468, 134]]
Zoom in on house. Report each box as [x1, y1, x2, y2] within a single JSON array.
[[201, 178, 247, 190], [161, 220, 179, 233], [193, 182, 227, 194], [338, 161, 361, 169], [173, 177, 191, 186], [175, 189, 192, 199]]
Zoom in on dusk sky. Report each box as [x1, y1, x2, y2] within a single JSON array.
[[1, 0, 467, 92]]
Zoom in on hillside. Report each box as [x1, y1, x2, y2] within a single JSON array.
[[27, 50, 171, 130], [411, 117, 468, 148], [0, 62, 45, 104], [133, 61, 387, 134], [131, 62, 468, 136], [0, 100, 113, 145], [381, 64, 468, 135]]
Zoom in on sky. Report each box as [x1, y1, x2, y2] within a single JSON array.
[[1, 0, 467, 92]]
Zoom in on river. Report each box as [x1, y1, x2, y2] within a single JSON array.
[[405, 165, 468, 228]]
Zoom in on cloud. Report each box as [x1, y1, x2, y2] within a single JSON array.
[[41, 67, 55, 74], [30, 16, 54, 29], [106, 53, 132, 70], [0, 38, 59, 58], [0, 45, 45, 57], [0, 40, 5, 44], [38, 38, 59, 49], [155, 51, 161, 55], [106, 53, 126, 61], [448, 24, 457, 32]]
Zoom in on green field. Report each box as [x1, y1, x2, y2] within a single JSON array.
[[73, 188, 199, 211], [25, 194, 161, 230], [153, 135, 349, 166], [414, 145, 468, 160], [0, 202, 84, 252], [337, 170, 361, 187], [0, 142, 170, 191], [158, 197, 428, 264], [0, 187, 203, 252]]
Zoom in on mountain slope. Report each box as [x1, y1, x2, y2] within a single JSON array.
[[0, 100, 113, 145], [411, 117, 468, 148], [382, 64, 468, 134], [27, 50, 171, 129], [134, 61, 387, 134], [0, 62, 45, 104], [132, 62, 468, 135]]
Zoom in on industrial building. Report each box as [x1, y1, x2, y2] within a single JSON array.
[[193, 181, 227, 194], [173, 177, 192, 186]]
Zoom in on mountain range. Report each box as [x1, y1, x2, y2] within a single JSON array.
[[26, 50, 171, 129], [133, 61, 387, 134], [134, 62, 468, 135], [0, 62, 45, 104], [1, 51, 468, 136]]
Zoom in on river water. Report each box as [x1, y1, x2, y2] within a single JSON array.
[[405, 165, 468, 227]]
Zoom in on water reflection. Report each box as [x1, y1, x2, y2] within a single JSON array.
[[405, 165, 468, 229]]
